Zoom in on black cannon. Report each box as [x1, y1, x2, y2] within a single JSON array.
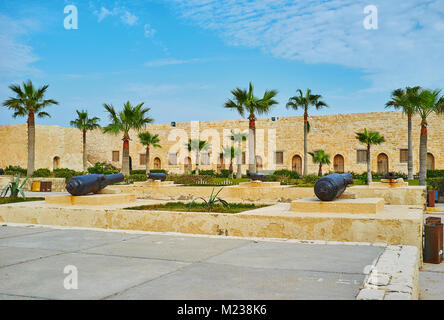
[[66, 173, 124, 196], [314, 173, 354, 201], [147, 172, 167, 181], [247, 172, 266, 182], [0, 168, 4, 175], [384, 172, 398, 181]]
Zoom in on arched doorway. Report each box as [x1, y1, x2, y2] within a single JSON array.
[[53, 156, 60, 170], [333, 154, 344, 173], [154, 157, 161, 170], [377, 153, 389, 174], [184, 157, 192, 173], [292, 155, 302, 175], [427, 153, 435, 170], [256, 156, 263, 171]]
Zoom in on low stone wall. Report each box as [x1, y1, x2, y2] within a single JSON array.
[[23, 178, 66, 192], [350, 186, 426, 207], [0, 202, 423, 249], [357, 245, 420, 300], [115, 184, 426, 206]]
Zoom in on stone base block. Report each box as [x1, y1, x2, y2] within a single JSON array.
[[369, 181, 409, 188], [238, 181, 281, 188], [290, 197, 385, 214], [45, 193, 136, 206], [134, 180, 175, 187]]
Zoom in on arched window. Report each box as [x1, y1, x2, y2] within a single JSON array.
[[377, 153, 389, 174], [154, 157, 161, 170], [53, 156, 60, 170], [427, 153, 435, 170], [292, 155, 302, 175], [333, 154, 344, 173]]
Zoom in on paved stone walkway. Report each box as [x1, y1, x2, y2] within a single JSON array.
[[0, 225, 384, 300]]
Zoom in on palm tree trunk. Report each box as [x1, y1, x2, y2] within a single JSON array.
[[407, 113, 413, 180], [248, 115, 256, 174], [367, 144, 372, 184], [303, 109, 308, 176], [236, 141, 242, 178], [145, 147, 150, 176], [318, 164, 322, 177], [27, 112, 35, 177], [195, 152, 200, 175], [229, 159, 233, 178], [122, 135, 130, 176], [419, 119, 428, 186], [82, 130, 87, 172]]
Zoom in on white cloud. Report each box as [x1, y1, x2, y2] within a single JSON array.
[[169, 0, 444, 91], [94, 7, 118, 22], [121, 10, 139, 26], [0, 14, 40, 76], [144, 58, 207, 67], [144, 24, 156, 38]]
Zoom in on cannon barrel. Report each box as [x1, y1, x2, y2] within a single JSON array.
[[247, 172, 266, 182], [66, 173, 124, 196], [314, 173, 354, 201], [147, 172, 167, 182]]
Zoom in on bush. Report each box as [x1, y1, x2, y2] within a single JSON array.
[[216, 169, 231, 178], [199, 170, 216, 176], [53, 168, 83, 180], [87, 162, 119, 174], [302, 174, 319, 184], [130, 170, 146, 175], [32, 168, 51, 177], [5, 165, 27, 177], [273, 169, 300, 179], [124, 174, 147, 184], [427, 177, 444, 193], [150, 169, 168, 174], [427, 170, 444, 178]]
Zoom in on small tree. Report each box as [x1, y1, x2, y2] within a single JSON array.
[[222, 145, 242, 178], [230, 131, 248, 178], [356, 129, 385, 184], [138, 131, 161, 175], [70, 110, 101, 172], [186, 139, 210, 175], [308, 150, 331, 177]]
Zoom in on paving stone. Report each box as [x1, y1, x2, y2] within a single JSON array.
[[384, 292, 411, 300], [356, 288, 385, 300]]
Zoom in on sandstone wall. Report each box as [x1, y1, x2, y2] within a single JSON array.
[[1, 111, 443, 175]]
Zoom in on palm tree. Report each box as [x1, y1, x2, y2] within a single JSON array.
[[356, 129, 385, 184], [416, 89, 444, 186], [385, 86, 421, 180], [286, 89, 328, 176], [70, 110, 101, 172], [308, 150, 331, 177], [224, 82, 278, 174], [186, 139, 210, 175], [230, 131, 248, 178], [222, 145, 242, 178], [138, 132, 161, 175], [2, 80, 59, 176], [103, 101, 153, 176]]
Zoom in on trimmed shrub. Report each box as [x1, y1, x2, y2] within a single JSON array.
[[53, 168, 83, 180], [273, 169, 300, 179], [5, 165, 27, 177], [87, 162, 119, 174], [130, 170, 146, 175], [302, 174, 319, 184], [199, 170, 216, 176], [427, 170, 444, 178], [32, 168, 51, 177], [150, 169, 168, 174], [124, 174, 147, 184]]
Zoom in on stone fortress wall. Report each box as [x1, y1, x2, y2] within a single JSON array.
[[0, 111, 442, 175]]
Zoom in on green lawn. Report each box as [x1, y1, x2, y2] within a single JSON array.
[[125, 202, 269, 213], [0, 197, 45, 205]]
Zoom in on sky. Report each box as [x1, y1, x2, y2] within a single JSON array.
[[0, 0, 443, 127]]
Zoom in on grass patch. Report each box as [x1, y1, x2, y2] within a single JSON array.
[[125, 202, 269, 213], [0, 197, 45, 205]]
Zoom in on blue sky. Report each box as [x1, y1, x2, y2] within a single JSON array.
[[1, 0, 443, 126]]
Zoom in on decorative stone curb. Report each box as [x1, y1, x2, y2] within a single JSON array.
[[357, 245, 420, 300]]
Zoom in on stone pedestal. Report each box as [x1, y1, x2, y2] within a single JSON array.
[[369, 178, 409, 188], [238, 181, 281, 188], [134, 180, 175, 187], [290, 197, 385, 214], [45, 193, 136, 206]]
